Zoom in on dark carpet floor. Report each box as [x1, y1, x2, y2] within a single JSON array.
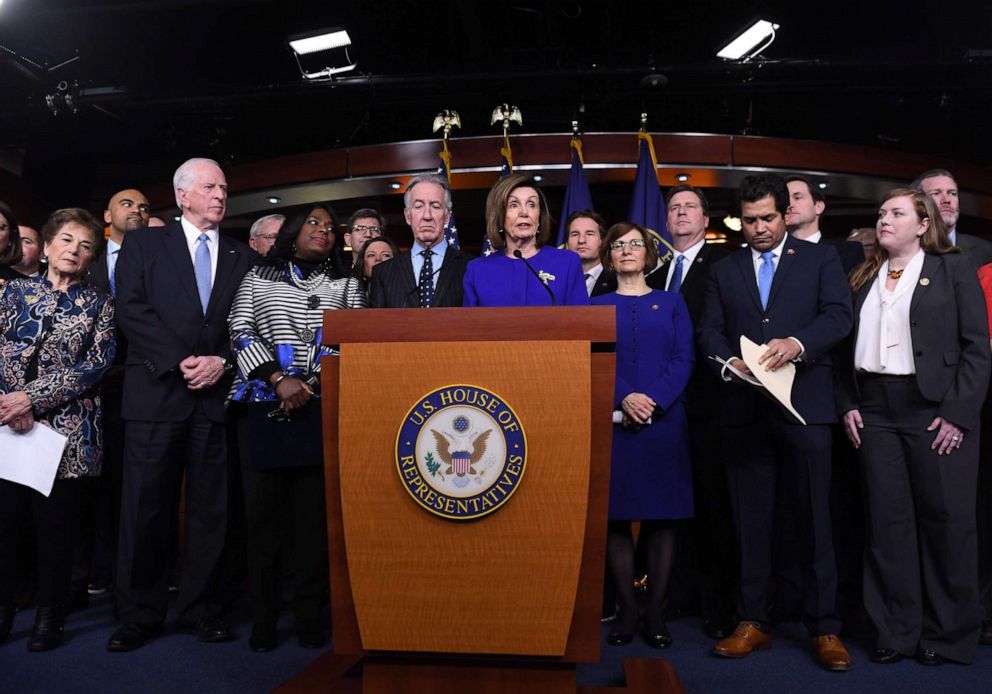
[[2, 593, 991, 693]]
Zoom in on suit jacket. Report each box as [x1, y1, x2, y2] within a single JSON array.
[[369, 245, 472, 308], [955, 232, 992, 269], [697, 236, 853, 426], [589, 269, 617, 297], [86, 247, 128, 370], [822, 238, 865, 275], [647, 243, 732, 418], [114, 223, 252, 422], [835, 252, 991, 430]]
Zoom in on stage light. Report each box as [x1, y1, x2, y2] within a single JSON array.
[[288, 28, 357, 81], [717, 20, 780, 61], [723, 215, 742, 232]]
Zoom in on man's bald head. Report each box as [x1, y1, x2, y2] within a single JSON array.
[[104, 189, 151, 241]]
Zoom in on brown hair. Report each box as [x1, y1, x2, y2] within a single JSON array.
[[484, 173, 552, 250], [600, 222, 660, 274], [0, 200, 23, 266], [849, 188, 956, 291], [41, 208, 104, 250]]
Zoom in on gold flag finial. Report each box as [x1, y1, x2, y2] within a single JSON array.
[[491, 103, 523, 137], [432, 110, 461, 141], [640, 112, 648, 131]]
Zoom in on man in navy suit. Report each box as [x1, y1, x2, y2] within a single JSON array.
[[786, 176, 864, 274], [107, 159, 252, 651], [564, 210, 617, 297], [369, 173, 471, 308], [698, 174, 853, 671]]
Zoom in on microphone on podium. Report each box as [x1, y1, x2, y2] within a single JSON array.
[[513, 249, 557, 306]]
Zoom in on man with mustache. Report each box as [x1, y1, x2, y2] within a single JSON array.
[[698, 174, 853, 671], [108, 159, 252, 651], [369, 173, 471, 308]]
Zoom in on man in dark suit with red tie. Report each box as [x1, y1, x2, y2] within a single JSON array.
[[107, 158, 252, 651], [646, 185, 735, 638], [698, 174, 854, 671], [369, 173, 471, 308]]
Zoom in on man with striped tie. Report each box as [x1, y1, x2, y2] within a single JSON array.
[[369, 173, 472, 308], [108, 158, 252, 652]]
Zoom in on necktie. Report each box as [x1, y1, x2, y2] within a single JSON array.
[[669, 254, 684, 293], [195, 233, 212, 313], [419, 249, 434, 308], [109, 250, 118, 297], [758, 251, 775, 309]]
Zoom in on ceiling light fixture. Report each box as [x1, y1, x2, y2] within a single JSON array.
[[676, 173, 690, 182], [818, 182, 829, 190], [266, 196, 281, 204], [389, 182, 402, 190], [288, 27, 357, 81], [717, 19, 780, 61], [723, 215, 742, 232], [532, 175, 543, 182]]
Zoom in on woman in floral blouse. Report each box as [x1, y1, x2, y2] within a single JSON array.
[[0, 208, 115, 652], [228, 202, 365, 653]]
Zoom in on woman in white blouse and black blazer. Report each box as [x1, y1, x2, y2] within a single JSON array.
[[836, 188, 990, 667], [228, 202, 366, 653]]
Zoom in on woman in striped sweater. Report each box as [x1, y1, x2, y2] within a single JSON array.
[[228, 202, 366, 653]]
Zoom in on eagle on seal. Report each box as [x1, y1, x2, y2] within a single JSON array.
[[431, 429, 492, 477]]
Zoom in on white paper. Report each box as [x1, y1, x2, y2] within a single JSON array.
[[739, 336, 807, 426], [708, 354, 764, 387], [0, 422, 67, 497]]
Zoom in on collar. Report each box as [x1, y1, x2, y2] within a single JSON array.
[[585, 263, 604, 281], [750, 235, 788, 262], [180, 216, 219, 244], [412, 237, 447, 257], [674, 237, 706, 264], [106, 238, 122, 254]]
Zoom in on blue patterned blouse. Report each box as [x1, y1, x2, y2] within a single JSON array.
[[0, 277, 116, 479]]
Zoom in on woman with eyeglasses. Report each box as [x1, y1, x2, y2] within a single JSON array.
[[228, 202, 366, 653], [462, 173, 588, 306], [591, 222, 694, 650]]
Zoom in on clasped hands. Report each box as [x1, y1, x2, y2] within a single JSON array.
[[843, 410, 964, 456], [0, 391, 35, 433], [272, 371, 313, 412], [180, 355, 225, 391], [621, 392, 655, 429]]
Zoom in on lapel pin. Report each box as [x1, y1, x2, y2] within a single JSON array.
[[786, 248, 796, 255], [695, 257, 703, 263], [919, 278, 930, 286], [652, 304, 659, 310]]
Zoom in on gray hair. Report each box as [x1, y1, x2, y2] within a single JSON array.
[[403, 173, 452, 211], [911, 168, 956, 190], [173, 157, 222, 207], [249, 213, 285, 239]]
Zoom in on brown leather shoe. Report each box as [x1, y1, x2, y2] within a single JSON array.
[[712, 622, 772, 658], [814, 634, 852, 671]]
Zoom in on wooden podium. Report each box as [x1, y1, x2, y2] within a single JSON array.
[[278, 307, 682, 693]]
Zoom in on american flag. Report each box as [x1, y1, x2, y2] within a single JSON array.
[[555, 137, 594, 248], [628, 131, 674, 263], [481, 133, 515, 256], [437, 139, 460, 250]]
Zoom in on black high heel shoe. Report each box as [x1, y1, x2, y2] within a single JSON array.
[[607, 630, 634, 646], [643, 622, 673, 649]]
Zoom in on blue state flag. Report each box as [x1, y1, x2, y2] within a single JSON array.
[[555, 138, 594, 248], [481, 133, 515, 256], [437, 140, 460, 250], [627, 132, 673, 260]]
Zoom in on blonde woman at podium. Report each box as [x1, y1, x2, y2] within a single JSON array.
[[591, 222, 694, 649], [462, 173, 588, 307]]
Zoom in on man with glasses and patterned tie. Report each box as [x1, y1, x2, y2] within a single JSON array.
[[108, 158, 252, 652], [344, 208, 385, 265], [369, 173, 471, 308], [697, 174, 853, 672]]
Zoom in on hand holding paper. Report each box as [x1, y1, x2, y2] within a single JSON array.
[[740, 335, 807, 425]]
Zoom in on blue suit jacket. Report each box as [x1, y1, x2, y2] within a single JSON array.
[[114, 223, 252, 422], [697, 235, 853, 425]]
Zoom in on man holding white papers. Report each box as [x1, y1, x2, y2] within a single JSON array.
[[698, 174, 853, 671]]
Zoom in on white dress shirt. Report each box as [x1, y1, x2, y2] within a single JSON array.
[[584, 263, 604, 296], [180, 216, 219, 284], [854, 250, 924, 375], [663, 238, 706, 290]]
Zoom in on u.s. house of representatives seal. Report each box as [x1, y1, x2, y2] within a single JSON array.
[[396, 384, 527, 520]]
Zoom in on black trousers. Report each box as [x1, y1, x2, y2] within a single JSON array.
[[237, 417, 328, 626], [670, 413, 738, 621], [0, 479, 85, 610], [115, 404, 228, 626], [722, 403, 840, 636], [976, 389, 992, 624], [858, 375, 980, 663]]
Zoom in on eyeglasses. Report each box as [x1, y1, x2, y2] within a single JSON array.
[[609, 239, 648, 250], [351, 225, 381, 235], [255, 233, 279, 241]]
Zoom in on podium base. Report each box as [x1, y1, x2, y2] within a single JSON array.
[[277, 653, 683, 694]]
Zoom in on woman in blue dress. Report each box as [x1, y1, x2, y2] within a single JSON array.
[[463, 173, 588, 307], [591, 222, 694, 649]]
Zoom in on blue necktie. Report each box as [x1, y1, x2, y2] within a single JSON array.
[[758, 251, 775, 309], [419, 249, 434, 308], [669, 254, 684, 293], [195, 233, 212, 313], [108, 250, 118, 297]]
